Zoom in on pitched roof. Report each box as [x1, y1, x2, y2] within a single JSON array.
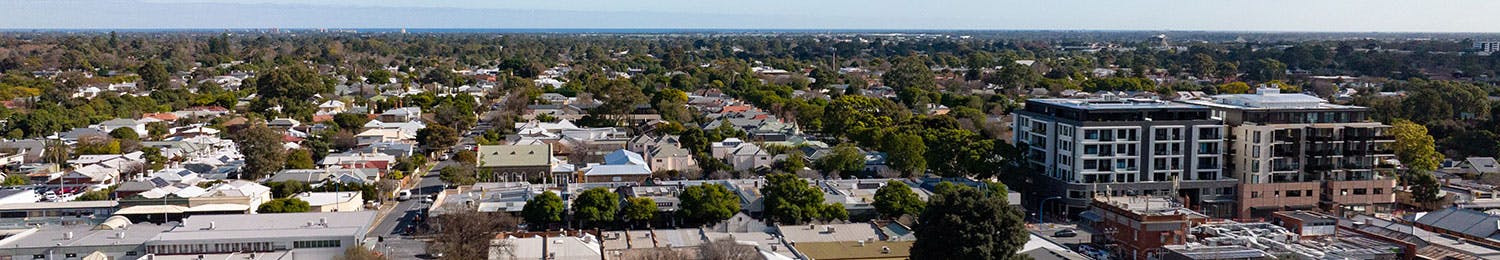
[[604, 149, 647, 166], [1414, 207, 1500, 240], [1466, 157, 1500, 174], [478, 144, 552, 167]]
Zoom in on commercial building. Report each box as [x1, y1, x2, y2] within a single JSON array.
[[1084, 196, 1206, 260], [1181, 87, 1397, 218], [143, 211, 377, 258], [1014, 98, 1236, 218], [0, 217, 172, 260]]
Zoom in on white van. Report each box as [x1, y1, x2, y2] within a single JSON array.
[[397, 190, 412, 201]]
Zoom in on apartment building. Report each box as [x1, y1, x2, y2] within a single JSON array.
[[1181, 87, 1397, 218], [1014, 98, 1237, 219]]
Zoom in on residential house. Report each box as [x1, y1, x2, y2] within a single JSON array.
[[380, 107, 422, 122], [316, 100, 348, 115], [581, 150, 653, 183], [318, 152, 395, 173], [477, 144, 560, 183]]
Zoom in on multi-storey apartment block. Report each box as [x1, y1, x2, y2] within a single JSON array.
[[1182, 87, 1396, 218], [1014, 97, 1238, 219]]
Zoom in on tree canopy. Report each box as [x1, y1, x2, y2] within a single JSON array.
[[522, 191, 565, 228], [910, 182, 1028, 260], [572, 187, 620, 227], [678, 183, 741, 225]]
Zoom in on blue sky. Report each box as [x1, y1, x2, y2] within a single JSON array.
[[4, 0, 1498, 32]]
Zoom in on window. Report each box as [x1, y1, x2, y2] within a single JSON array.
[[1085, 130, 1100, 140], [1287, 190, 1302, 197], [1085, 145, 1099, 155], [294, 240, 343, 249], [1374, 188, 1384, 194], [65, 254, 76, 258], [1251, 191, 1260, 198], [1253, 131, 1262, 143], [33, 255, 44, 259], [1353, 188, 1367, 195]]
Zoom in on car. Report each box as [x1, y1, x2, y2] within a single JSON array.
[[1053, 229, 1078, 238], [397, 190, 413, 201]]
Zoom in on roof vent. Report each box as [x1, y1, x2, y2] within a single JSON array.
[[882, 246, 891, 254]]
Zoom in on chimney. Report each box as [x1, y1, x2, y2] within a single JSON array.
[[64, 232, 73, 240]]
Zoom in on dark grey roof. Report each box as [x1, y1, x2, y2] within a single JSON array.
[[1415, 208, 1500, 240], [1467, 157, 1500, 174]]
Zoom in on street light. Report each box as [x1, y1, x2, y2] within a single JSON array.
[[1039, 196, 1063, 224]]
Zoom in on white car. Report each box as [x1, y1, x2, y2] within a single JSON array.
[[397, 190, 412, 201]]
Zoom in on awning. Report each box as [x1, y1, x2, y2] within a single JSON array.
[[1079, 210, 1103, 222]]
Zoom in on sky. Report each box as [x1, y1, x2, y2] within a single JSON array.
[[3, 0, 1498, 32]]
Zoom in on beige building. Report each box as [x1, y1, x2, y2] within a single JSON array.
[[1181, 87, 1397, 218], [477, 144, 564, 184], [295, 191, 363, 212]]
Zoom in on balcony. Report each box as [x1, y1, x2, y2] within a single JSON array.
[[1342, 163, 1374, 170], [1307, 149, 1341, 157], [1306, 135, 1340, 142], [1273, 135, 1299, 143], [1272, 163, 1301, 172], [1307, 164, 1336, 171]]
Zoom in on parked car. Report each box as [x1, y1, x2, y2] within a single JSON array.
[[397, 190, 412, 201], [1053, 229, 1078, 237]]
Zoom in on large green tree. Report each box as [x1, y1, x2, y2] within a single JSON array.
[[911, 183, 1028, 260], [138, 60, 170, 90], [873, 180, 923, 219], [236, 124, 286, 180], [883, 133, 927, 176], [760, 173, 831, 224], [522, 191, 565, 228], [1391, 119, 1442, 173], [814, 143, 866, 177], [417, 124, 460, 153], [622, 197, 657, 226], [258, 198, 312, 213], [678, 183, 741, 225], [572, 187, 620, 227]]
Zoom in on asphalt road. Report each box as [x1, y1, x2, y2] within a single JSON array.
[[369, 160, 457, 259]]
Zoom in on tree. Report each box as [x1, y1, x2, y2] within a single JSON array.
[[883, 133, 927, 176], [1217, 82, 1251, 94], [698, 239, 760, 260], [780, 150, 807, 172], [265, 180, 310, 198], [622, 197, 657, 226], [139, 60, 169, 90], [438, 165, 476, 186], [285, 149, 315, 169], [874, 180, 923, 218], [572, 187, 620, 227], [522, 191, 565, 228], [1410, 171, 1443, 203], [883, 56, 937, 95], [109, 127, 140, 141], [77, 190, 112, 201], [433, 206, 517, 260], [1391, 119, 1442, 173], [591, 80, 647, 126], [911, 183, 1028, 259], [142, 146, 167, 171], [1, 175, 27, 186], [1244, 58, 1288, 82], [814, 143, 865, 177], [678, 183, 741, 225], [332, 113, 370, 131], [334, 245, 388, 260], [819, 203, 848, 222], [417, 124, 460, 153], [146, 121, 169, 140], [236, 124, 286, 179], [258, 198, 311, 213], [761, 173, 831, 224]]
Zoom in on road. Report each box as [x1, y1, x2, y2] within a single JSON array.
[[368, 159, 459, 259]]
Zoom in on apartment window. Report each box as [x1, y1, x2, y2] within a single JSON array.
[[1354, 188, 1368, 195], [1085, 145, 1099, 155], [1083, 160, 1098, 170], [1251, 191, 1260, 198], [32, 255, 43, 259], [1251, 162, 1260, 173], [1253, 131, 1262, 143], [1274, 190, 1281, 197], [1069, 190, 1087, 199], [65, 254, 76, 258], [1287, 190, 1302, 197], [1252, 148, 1260, 158], [1085, 130, 1100, 140], [1340, 189, 1349, 196], [1374, 188, 1384, 194], [1198, 143, 1219, 154]]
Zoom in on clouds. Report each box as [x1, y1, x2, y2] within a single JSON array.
[[4, 0, 1499, 32]]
